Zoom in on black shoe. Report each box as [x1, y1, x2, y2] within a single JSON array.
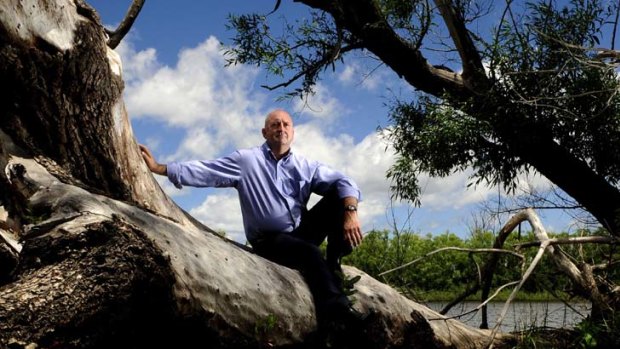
[[333, 304, 371, 325]]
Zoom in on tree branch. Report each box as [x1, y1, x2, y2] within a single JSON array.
[[260, 43, 362, 90], [433, 0, 486, 83], [611, 0, 620, 51], [430, 281, 520, 322], [295, 0, 469, 96], [378, 247, 523, 277], [515, 236, 619, 249], [106, 0, 146, 49], [480, 208, 616, 338], [485, 240, 550, 348]]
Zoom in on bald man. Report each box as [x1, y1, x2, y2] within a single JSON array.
[[140, 109, 367, 326]]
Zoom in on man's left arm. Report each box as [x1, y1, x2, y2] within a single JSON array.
[[343, 196, 363, 247], [311, 163, 364, 246]]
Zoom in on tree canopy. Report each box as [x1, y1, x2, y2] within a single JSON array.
[[227, 0, 620, 235]]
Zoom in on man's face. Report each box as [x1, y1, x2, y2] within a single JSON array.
[[262, 111, 294, 148]]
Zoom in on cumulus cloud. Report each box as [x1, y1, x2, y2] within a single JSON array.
[[118, 36, 265, 155], [293, 83, 346, 121], [417, 171, 495, 210], [293, 124, 396, 230], [189, 191, 246, 242], [116, 41, 160, 84]]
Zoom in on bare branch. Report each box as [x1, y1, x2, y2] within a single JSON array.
[[414, 0, 433, 50], [106, 0, 146, 49], [515, 236, 619, 249], [378, 247, 523, 277], [429, 281, 520, 322], [266, 0, 282, 16], [480, 208, 616, 345], [485, 240, 550, 348], [260, 43, 362, 90]]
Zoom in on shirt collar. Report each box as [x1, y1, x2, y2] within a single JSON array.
[[261, 142, 293, 161]]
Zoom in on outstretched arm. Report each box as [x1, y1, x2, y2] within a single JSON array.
[[139, 144, 167, 176]]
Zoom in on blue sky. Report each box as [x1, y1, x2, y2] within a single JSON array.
[[89, 0, 580, 243]]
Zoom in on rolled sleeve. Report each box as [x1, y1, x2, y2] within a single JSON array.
[[312, 164, 362, 202], [165, 153, 242, 189], [337, 183, 362, 201], [166, 162, 184, 189]]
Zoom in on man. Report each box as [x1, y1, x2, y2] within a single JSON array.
[[140, 109, 366, 325]]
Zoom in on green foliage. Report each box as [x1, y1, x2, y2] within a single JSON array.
[[573, 312, 620, 348], [385, 97, 499, 203], [489, 0, 620, 182], [576, 318, 599, 348], [226, 10, 348, 98], [345, 230, 483, 297], [254, 313, 278, 341], [386, 0, 620, 204]]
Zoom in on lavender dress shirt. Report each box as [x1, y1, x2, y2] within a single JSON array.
[[166, 143, 361, 243]]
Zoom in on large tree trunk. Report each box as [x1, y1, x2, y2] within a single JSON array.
[[0, 1, 510, 348]]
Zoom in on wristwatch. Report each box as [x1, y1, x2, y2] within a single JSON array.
[[344, 205, 358, 212]]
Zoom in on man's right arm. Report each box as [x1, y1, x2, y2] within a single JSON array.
[[141, 144, 243, 189], [140, 144, 167, 176]]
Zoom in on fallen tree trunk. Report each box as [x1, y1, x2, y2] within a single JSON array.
[[0, 1, 509, 348], [0, 137, 507, 348]]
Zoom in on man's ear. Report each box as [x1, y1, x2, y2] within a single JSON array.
[[261, 128, 267, 139]]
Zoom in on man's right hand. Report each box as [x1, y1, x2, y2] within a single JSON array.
[[139, 144, 167, 176]]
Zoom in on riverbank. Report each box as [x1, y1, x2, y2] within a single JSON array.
[[410, 289, 582, 303]]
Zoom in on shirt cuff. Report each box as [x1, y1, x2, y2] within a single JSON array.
[[166, 162, 183, 189], [338, 187, 362, 202]]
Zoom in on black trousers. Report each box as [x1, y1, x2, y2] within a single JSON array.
[[252, 190, 353, 317]]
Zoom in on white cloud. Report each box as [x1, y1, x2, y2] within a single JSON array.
[[417, 170, 496, 210], [293, 83, 346, 121], [337, 61, 386, 91], [155, 175, 192, 198], [514, 172, 554, 194], [118, 36, 265, 154], [338, 64, 356, 84], [115, 36, 159, 84], [293, 124, 397, 231], [189, 191, 246, 242]]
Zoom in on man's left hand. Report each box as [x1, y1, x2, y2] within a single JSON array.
[[343, 211, 363, 247]]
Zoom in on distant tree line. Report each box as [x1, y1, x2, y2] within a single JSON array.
[[343, 228, 620, 302]]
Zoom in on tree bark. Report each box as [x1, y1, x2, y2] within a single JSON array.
[[0, 1, 511, 348]]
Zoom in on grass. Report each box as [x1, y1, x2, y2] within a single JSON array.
[[409, 289, 577, 302]]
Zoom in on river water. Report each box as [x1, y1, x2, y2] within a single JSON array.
[[426, 301, 590, 332]]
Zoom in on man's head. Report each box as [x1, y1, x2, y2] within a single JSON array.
[[262, 109, 294, 153]]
